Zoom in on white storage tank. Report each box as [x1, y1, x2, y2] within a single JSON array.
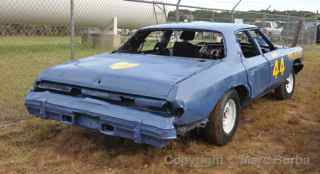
[[0, 0, 166, 28]]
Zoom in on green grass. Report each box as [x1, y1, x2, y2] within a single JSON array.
[[0, 36, 106, 123], [0, 37, 319, 174]]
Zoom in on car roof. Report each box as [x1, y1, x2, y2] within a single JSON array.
[[141, 21, 257, 33]]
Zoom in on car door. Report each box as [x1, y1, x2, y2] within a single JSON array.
[[236, 30, 271, 98], [252, 29, 288, 87]]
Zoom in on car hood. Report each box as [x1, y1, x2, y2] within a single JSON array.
[[38, 53, 215, 99]]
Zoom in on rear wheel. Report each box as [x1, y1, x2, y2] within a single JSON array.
[[274, 72, 295, 100], [204, 90, 240, 146]]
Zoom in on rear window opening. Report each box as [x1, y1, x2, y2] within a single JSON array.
[[117, 29, 226, 60]]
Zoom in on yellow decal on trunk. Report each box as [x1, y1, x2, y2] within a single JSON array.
[[110, 62, 140, 70]]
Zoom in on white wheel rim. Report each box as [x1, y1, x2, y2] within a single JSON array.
[[286, 73, 294, 94], [223, 99, 237, 134]]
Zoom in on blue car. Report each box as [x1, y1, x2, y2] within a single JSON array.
[[25, 22, 304, 148]]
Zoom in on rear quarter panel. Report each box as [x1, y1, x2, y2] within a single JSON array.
[[170, 59, 250, 126]]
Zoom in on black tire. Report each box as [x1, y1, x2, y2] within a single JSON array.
[[274, 72, 295, 100], [204, 90, 240, 146]]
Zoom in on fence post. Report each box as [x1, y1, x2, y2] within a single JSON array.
[[231, 0, 242, 22], [292, 18, 304, 47], [176, 0, 182, 22], [152, 1, 159, 24], [70, 0, 75, 60]]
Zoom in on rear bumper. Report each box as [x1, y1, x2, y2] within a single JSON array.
[[25, 91, 177, 148]]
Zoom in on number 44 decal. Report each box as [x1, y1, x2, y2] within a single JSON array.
[[273, 58, 286, 79]]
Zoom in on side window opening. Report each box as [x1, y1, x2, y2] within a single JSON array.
[[140, 31, 162, 52], [236, 31, 260, 58], [248, 30, 275, 53]]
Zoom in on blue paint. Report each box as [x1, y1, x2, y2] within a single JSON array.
[[25, 22, 303, 147]]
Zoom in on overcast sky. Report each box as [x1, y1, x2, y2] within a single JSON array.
[[165, 0, 319, 12]]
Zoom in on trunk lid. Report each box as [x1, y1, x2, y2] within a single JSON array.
[[39, 53, 215, 98]]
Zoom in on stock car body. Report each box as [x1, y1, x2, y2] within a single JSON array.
[[25, 22, 304, 148]]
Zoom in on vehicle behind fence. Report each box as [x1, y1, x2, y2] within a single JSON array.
[[169, 9, 319, 47]]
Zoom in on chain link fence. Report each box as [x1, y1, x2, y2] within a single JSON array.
[[170, 8, 320, 47], [0, 0, 319, 61]]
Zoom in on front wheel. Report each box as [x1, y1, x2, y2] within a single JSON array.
[[204, 90, 240, 146], [274, 72, 295, 100]]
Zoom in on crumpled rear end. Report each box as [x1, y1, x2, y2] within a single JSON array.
[[25, 91, 177, 148]]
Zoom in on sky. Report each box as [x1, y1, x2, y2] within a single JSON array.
[[164, 0, 320, 12]]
